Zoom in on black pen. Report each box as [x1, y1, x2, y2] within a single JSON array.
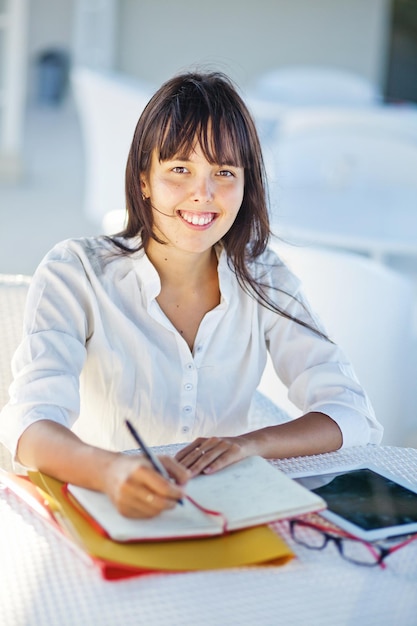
[[125, 419, 183, 505]]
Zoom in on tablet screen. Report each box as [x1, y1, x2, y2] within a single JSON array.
[[295, 468, 417, 536]]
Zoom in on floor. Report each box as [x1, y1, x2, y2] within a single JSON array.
[[0, 98, 98, 276]]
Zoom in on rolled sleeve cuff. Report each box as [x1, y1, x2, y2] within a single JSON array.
[[0, 404, 73, 462], [311, 402, 384, 448]]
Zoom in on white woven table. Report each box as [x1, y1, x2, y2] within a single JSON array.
[[1, 445, 416, 626]]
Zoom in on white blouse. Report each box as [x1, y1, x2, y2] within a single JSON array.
[[0, 237, 382, 457]]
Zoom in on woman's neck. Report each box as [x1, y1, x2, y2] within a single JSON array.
[[146, 241, 218, 289], [145, 241, 221, 351]]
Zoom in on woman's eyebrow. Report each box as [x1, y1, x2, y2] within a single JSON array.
[[158, 154, 189, 163], [173, 155, 190, 161], [164, 152, 192, 162], [163, 150, 241, 166]]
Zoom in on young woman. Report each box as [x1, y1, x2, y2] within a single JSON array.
[[0, 71, 382, 518]]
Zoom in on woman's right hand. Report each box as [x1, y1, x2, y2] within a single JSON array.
[[104, 453, 191, 519], [17, 420, 190, 519]]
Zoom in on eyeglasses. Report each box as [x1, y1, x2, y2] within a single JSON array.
[[289, 518, 417, 568]]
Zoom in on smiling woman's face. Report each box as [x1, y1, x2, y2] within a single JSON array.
[[141, 140, 245, 256]]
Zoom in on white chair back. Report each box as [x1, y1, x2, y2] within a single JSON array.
[[277, 106, 417, 143], [252, 66, 382, 107], [71, 67, 153, 224], [272, 125, 417, 191], [266, 114, 417, 259], [258, 244, 416, 446]]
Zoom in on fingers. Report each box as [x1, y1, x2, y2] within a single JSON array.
[[175, 437, 247, 476], [175, 438, 208, 463], [109, 454, 189, 518], [160, 455, 191, 485], [116, 478, 172, 518]]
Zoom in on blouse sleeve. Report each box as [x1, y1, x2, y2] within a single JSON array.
[[0, 243, 93, 458], [261, 253, 383, 448]]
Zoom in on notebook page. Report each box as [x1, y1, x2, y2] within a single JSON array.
[[68, 455, 324, 540], [67, 485, 221, 541], [186, 456, 325, 530]]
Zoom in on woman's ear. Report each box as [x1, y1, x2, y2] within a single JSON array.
[[140, 177, 149, 199]]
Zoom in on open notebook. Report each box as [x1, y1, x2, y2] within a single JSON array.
[[67, 456, 326, 542], [3, 469, 295, 578]]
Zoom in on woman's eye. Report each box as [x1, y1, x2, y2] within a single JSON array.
[[172, 166, 188, 174], [218, 169, 234, 177]]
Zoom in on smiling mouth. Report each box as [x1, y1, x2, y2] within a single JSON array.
[[178, 210, 217, 226]]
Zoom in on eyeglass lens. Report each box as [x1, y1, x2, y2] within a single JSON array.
[[290, 520, 381, 566]]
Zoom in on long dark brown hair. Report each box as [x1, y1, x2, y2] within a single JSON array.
[[108, 71, 327, 338]]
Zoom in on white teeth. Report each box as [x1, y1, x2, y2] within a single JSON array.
[[180, 211, 214, 226]]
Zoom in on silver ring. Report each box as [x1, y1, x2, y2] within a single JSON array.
[[200, 449, 205, 455], [145, 493, 155, 503]]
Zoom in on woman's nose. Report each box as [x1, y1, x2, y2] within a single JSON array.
[[192, 176, 214, 203]]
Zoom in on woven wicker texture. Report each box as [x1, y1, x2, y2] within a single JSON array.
[[1, 445, 416, 626], [0, 274, 31, 470]]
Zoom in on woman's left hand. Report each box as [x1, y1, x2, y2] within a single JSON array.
[[175, 435, 253, 476]]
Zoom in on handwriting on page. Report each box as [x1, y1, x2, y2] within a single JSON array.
[[186, 456, 309, 527]]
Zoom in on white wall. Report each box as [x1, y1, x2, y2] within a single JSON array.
[[22, 0, 392, 97], [0, 0, 29, 181], [116, 0, 392, 91], [25, 0, 74, 101]]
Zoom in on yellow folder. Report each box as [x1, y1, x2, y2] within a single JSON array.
[[5, 470, 294, 579]]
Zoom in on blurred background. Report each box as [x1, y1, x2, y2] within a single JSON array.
[[0, 0, 416, 446], [1, 0, 416, 273]]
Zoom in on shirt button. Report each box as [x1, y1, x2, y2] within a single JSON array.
[[196, 345, 203, 353], [185, 363, 194, 370], [183, 405, 192, 413], [182, 426, 190, 433], [184, 383, 193, 391]]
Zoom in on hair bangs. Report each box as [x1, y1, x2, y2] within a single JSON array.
[[156, 99, 250, 169]]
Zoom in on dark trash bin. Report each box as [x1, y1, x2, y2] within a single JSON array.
[[37, 49, 70, 105]]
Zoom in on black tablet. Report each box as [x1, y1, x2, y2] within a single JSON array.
[[289, 464, 417, 541]]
